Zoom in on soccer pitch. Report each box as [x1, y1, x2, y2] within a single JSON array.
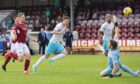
[[0, 53, 140, 84]]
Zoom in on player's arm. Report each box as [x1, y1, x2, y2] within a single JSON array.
[[98, 24, 105, 39], [26, 31, 36, 42], [10, 29, 17, 41], [109, 55, 119, 78], [63, 34, 66, 42], [112, 30, 115, 39], [51, 24, 66, 35], [111, 63, 119, 75], [114, 27, 120, 39], [109, 63, 119, 78], [98, 25, 104, 45], [61, 39, 65, 46], [28, 35, 36, 42], [51, 28, 66, 35]]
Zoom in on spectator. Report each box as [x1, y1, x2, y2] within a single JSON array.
[[63, 28, 73, 54], [54, 0, 61, 8], [6, 18, 14, 29], [45, 8, 52, 20], [38, 27, 49, 54], [0, 33, 11, 55], [86, 9, 90, 20], [44, 25, 52, 45], [91, 10, 98, 20]]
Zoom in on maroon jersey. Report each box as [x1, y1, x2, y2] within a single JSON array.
[[12, 23, 27, 43]]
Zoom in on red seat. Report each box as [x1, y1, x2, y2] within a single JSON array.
[[128, 27, 134, 32], [79, 28, 85, 33], [121, 27, 128, 32], [121, 32, 128, 39], [134, 22, 139, 27], [128, 32, 134, 39], [121, 22, 128, 27], [85, 28, 91, 33], [92, 22, 98, 28], [91, 33, 97, 39], [91, 28, 98, 33], [80, 22, 86, 27], [134, 27, 140, 33], [79, 33, 84, 39], [87, 22, 92, 27], [85, 33, 91, 39], [128, 22, 134, 27]]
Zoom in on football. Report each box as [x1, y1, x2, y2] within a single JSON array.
[[123, 7, 132, 16]]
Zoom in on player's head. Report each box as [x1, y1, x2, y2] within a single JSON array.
[[66, 28, 70, 32], [109, 40, 118, 50], [15, 16, 20, 24], [17, 13, 25, 23], [105, 14, 112, 23], [40, 27, 45, 32], [62, 16, 70, 26]]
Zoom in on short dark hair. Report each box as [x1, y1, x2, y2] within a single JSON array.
[[110, 40, 118, 50], [17, 13, 25, 17], [62, 16, 70, 20]]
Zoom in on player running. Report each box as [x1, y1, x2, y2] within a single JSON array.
[[32, 16, 70, 73], [2, 13, 34, 74], [98, 14, 115, 56], [99, 21, 140, 78]]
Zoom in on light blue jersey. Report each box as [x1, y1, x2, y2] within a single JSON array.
[[45, 22, 66, 55], [103, 48, 121, 76], [108, 48, 121, 68], [103, 46, 139, 77]]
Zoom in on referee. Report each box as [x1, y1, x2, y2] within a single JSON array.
[[63, 28, 73, 54]]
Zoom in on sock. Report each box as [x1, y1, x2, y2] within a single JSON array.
[[34, 55, 46, 67], [120, 65, 137, 76], [51, 54, 65, 61], [24, 59, 30, 71], [3, 52, 12, 66], [10, 53, 18, 60]]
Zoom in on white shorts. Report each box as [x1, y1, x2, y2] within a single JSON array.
[[11, 43, 16, 53], [11, 42, 30, 56]]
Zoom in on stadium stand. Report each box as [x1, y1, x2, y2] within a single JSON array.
[[74, 0, 140, 39]]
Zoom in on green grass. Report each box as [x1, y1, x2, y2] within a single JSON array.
[[0, 53, 140, 84]]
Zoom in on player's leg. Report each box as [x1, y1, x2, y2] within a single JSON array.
[[32, 42, 55, 73], [49, 43, 67, 61], [69, 42, 73, 54], [65, 42, 69, 54], [32, 54, 50, 73], [120, 64, 140, 77], [95, 41, 105, 54], [103, 40, 109, 56], [23, 44, 31, 74], [48, 43, 67, 67], [100, 68, 112, 77], [15, 43, 24, 62], [100, 67, 122, 77], [2, 51, 12, 71], [2, 43, 18, 71]]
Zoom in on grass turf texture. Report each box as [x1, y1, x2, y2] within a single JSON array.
[[0, 53, 140, 84]]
